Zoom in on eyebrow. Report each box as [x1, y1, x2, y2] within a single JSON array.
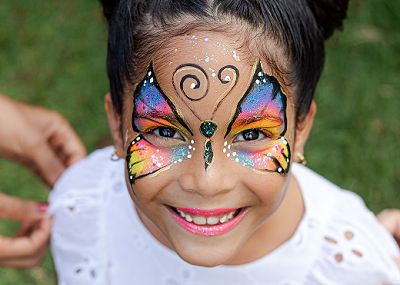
[[232, 113, 283, 127], [135, 113, 185, 129]]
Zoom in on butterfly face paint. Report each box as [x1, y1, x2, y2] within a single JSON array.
[[223, 61, 290, 175], [126, 64, 194, 184], [172, 63, 239, 171]]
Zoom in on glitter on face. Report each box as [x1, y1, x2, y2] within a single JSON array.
[[127, 64, 195, 183], [200, 120, 218, 138], [127, 135, 194, 183], [223, 61, 291, 175]]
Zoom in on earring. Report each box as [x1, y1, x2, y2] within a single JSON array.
[[110, 149, 120, 161], [297, 153, 307, 165]]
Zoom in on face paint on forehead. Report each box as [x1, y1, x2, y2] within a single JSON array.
[[126, 63, 195, 184], [172, 63, 239, 171], [223, 61, 291, 175]]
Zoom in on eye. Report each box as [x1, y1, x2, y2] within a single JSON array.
[[234, 129, 266, 141], [152, 127, 183, 139]]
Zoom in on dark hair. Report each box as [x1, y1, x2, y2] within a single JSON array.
[[100, 0, 348, 121]]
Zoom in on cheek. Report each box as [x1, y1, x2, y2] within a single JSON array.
[[223, 137, 290, 175], [126, 135, 194, 184], [248, 173, 290, 214]]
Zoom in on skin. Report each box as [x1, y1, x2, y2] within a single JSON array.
[[106, 31, 317, 267], [0, 93, 87, 267]]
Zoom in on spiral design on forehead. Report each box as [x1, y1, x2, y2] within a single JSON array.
[[173, 64, 209, 101], [212, 65, 239, 116]]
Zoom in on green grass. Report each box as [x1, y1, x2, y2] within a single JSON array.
[[0, 0, 399, 283]]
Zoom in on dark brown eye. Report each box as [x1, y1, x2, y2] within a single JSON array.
[[153, 127, 183, 139], [242, 129, 259, 140], [234, 129, 265, 142]]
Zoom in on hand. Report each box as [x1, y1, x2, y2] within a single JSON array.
[[0, 94, 86, 187], [0, 192, 51, 268], [377, 209, 400, 269]]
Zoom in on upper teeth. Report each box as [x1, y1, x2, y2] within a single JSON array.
[[176, 209, 238, 225]]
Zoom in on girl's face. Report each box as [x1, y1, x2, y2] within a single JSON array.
[[106, 32, 314, 266]]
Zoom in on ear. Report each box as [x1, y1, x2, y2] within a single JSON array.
[[104, 93, 124, 158], [293, 100, 317, 162]]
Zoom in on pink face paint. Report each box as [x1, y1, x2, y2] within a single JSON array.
[[223, 61, 291, 175], [127, 64, 194, 183]]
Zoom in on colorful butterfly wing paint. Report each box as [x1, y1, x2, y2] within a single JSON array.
[[224, 62, 291, 175], [127, 64, 193, 183]]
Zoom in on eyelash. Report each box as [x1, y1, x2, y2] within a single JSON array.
[[149, 126, 184, 140], [234, 128, 272, 142]]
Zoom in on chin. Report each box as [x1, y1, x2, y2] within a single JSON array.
[[166, 231, 245, 267], [174, 243, 240, 267]]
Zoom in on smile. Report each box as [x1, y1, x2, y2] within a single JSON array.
[[167, 206, 249, 236]]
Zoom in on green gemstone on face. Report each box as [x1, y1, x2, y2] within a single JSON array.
[[200, 121, 218, 138]]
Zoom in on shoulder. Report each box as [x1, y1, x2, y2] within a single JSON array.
[[292, 164, 400, 284], [48, 146, 125, 284]]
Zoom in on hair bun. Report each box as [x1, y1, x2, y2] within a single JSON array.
[[99, 0, 121, 20], [306, 0, 349, 40]]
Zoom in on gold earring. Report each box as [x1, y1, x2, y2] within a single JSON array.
[[110, 149, 120, 161], [297, 153, 307, 165]]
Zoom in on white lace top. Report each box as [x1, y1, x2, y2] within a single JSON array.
[[49, 147, 400, 285]]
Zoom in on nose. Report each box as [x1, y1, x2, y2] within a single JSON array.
[[178, 140, 237, 197]]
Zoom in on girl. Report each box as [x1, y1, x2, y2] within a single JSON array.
[[49, 0, 400, 284]]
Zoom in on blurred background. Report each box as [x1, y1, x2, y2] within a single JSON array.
[[0, 0, 399, 283]]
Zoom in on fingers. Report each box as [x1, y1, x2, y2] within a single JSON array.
[[29, 134, 66, 187], [47, 113, 87, 167], [0, 218, 51, 259], [392, 257, 400, 270], [0, 192, 48, 221], [377, 209, 400, 237], [0, 95, 86, 187], [0, 218, 51, 268]]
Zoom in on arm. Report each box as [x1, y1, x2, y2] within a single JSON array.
[[0, 93, 86, 267]]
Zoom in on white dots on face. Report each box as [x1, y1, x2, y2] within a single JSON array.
[[256, 79, 260, 85], [224, 75, 231, 82], [224, 141, 228, 146], [223, 148, 226, 153], [212, 73, 216, 77], [190, 83, 196, 89], [150, 77, 154, 83], [148, 71, 152, 76]]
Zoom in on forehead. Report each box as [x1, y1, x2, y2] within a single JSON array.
[[146, 32, 290, 120]]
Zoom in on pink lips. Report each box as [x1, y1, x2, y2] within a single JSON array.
[[170, 207, 248, 236]]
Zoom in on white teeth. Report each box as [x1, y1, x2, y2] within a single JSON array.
[[193, 216, 206, 225], [176, 208, 240, 225], [207, 217, 219, 225], [220, 215, 227, 223]]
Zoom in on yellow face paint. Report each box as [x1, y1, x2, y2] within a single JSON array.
[[223, 61, 290, 175]]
